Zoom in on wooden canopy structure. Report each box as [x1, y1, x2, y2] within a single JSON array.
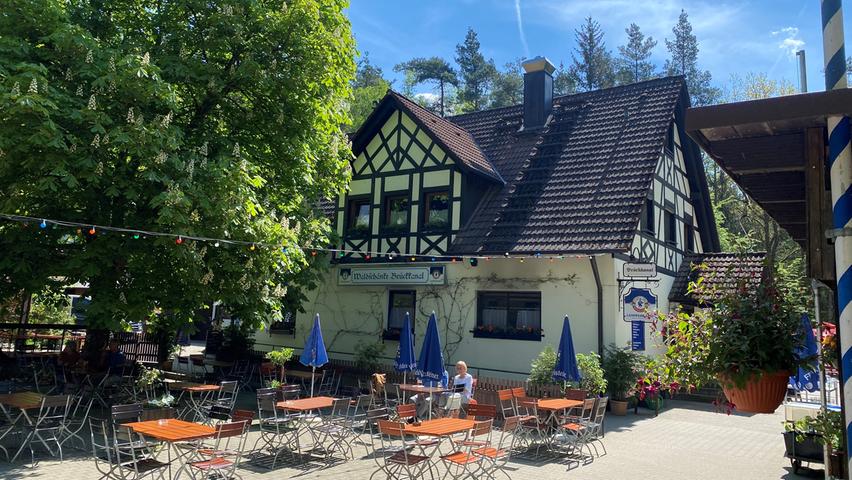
[[686, 89, 852, 283]]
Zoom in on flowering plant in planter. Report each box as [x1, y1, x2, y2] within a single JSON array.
[[654, 266, 805, 413]]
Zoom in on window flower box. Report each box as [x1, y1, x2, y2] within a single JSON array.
[[472, 327, 542, 341]]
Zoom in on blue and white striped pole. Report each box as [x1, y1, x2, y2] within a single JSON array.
[[823, 0, 852, 472]]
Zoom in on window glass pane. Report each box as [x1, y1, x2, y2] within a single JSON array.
[[665, 211, 676, 243], [355, 203, 370, 228], [388, 291, 415, 330], [508, 294, 541, 330], [425, 192, 449, 226], [385, 196, 409, 228], [645, 199, 654, 232]]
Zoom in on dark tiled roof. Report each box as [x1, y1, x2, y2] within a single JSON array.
[[389, 92, 503, 183], [669, 252, 767, 305], [447, 76, 688, 254]]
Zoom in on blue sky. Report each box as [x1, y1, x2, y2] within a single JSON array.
[[348, 1, 850, 97]]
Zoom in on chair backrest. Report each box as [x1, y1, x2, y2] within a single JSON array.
[[377, 419, 406, 438], [365, 407, 389, 435], [257, 387, 284, 401], [592, 397, 608, 424], [330, 397, 352, 417], [580, 398, 596, 422], [111, 402, 143, 424], [36, 394, 70, 426], [208, 404, 232, 422], [497, 389, 516, 418], [280, 384, 301, 400], [518, 398, 538, 417], [210, 421, 249, 469], [219, 380, 238, 394], [355, 393, 373, 411], [470, 419, 493, 439], [257, 393, 278, 420], [89, 418, 115, 466], [232, 409, 255, 426], [564, 388, 587, 401], [396, 403, 416, 420], [466, 403, 497, 420]]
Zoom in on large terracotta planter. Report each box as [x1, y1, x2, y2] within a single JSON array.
[[610, 399, 628, 416], [718, 371, 789, 414]]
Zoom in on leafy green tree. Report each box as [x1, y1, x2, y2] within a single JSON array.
[[455, 28, 497, 112], [0, 0, 355, 334], [489, 60, 523, 108], [394, 57, 459, 117], [570, 17, 615, 91], [665, 10, 720, 106], [617, 23, 657, 84], [553, 61, 577, 96], [349, 52, 390, 131]]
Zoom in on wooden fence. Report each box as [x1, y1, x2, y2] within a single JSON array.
[[323, 357, 561, 404], [115, 332, 160, 365]]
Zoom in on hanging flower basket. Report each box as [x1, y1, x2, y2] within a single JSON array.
[[718, 371, 790, 414]]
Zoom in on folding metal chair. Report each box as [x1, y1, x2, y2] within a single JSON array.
[[312, 397, 356, 463], [473, 415, 522, 479], [466, 403, 497, 421], [557, 397, 597, 459], [517, 398, 549, 455], [185, 420, 249, 479], [497, 389, 516, 420], [440, 419, 492, 480], [110, 403, 156, 455], [59, 388, 95, 451], [90, 418, 170, 480], [17, 394, 70, 463], [258, 363, 277, 388], [214, 380, 239, 411], [350, 394, 374, 432], [253, 392, 300, 468], [280, 384, 301, 400], [586, 397, 609, 457], [443, 394, 463, 418], [375, 420, 432, 480], [395, 403, 417, 423]]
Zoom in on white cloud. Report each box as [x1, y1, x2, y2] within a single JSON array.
[[414, 92, 439, 103], [515, 0, 531, 58], [772, 26, 805, 57]]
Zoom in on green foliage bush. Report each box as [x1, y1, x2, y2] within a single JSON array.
[[602, 344, 643, 401], [354, 341, 386, 373]]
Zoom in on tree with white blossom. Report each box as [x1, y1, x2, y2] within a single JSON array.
[[0, 0, 355, 342]]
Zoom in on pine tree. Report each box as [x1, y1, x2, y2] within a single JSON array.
[[394, 57, 459, 116], [455, 28, 497, 111], [490, 60, 524, 108], [665, 10, 720, 106], [570, 17, 615, 91], [350, 53, 391, 131], [617, 23, 657, 84]]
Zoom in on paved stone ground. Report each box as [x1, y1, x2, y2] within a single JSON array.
[[0, 400, 815, 480]]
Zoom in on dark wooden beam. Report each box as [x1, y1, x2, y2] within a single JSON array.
[[805, 127, 835, 282]]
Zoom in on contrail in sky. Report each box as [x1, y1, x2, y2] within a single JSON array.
[[515, 0, 530, 58]]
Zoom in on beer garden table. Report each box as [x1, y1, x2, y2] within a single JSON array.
[[126, 418, 216, 478], [0, 391, 45, 461]]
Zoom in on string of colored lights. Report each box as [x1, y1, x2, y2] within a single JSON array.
[[0, 213, 598, 262]]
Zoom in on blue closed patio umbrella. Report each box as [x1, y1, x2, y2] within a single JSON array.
[[790, 313, 819, 392], [553, 315, 582, 384], [394, 312, 417, 384], [415, 312, 446, 419], [415, 312, 445, 384], [300, 314, 329, 397]]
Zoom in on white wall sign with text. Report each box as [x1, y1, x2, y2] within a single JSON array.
[[623, 262, 657, 278], [337, 266, 446, 286]]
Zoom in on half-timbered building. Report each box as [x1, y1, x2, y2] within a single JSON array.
[[257, 57, 720, 376]]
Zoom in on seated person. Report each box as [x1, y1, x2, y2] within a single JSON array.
[[448, 361, 475, 416], [58, 340, 81, 368], [411, 369, 449, 419], [100, 339, 127, 388]]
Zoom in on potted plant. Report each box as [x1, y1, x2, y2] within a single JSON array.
[[602, 344, 641, 416], [574, 352, 607, 396], [265, 347, 295, 384], [785, 410, 847, 477], [655, 270, 803, 414]]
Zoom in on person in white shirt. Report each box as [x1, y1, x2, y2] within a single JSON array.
[[451, 361, 474, 408]]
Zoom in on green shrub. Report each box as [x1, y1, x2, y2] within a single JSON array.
[[354, 341, 386, 373], [528, 345, 557, 385], [576, 352, 607, 395], [602, 344, 643, 401]]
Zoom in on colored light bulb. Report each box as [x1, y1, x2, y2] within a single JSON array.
[[176, 236, 183, 245], [88, 227, 96, 235], [39, 220, 47, 229], [133, 234, 140, 239]]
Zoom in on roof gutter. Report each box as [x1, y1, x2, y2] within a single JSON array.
[[590, 256, 604, 357]]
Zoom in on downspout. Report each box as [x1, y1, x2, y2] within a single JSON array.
[[590, 256, 604, 357]]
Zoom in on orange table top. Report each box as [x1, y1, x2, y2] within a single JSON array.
[[184, 384, 220, 393], [398, 384, 450, 394], [536, 398, 583, 411], [405, 418, 476, 437], [276, 396, 336, 412], [0, 392, 44, 410], [126, 419, 216, 442]]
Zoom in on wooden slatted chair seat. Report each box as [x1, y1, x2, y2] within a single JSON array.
[[441, 451, 479, 465], [387, 450, 429, 465]]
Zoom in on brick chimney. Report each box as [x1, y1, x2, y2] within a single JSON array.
[[521, 56, 556, 130]]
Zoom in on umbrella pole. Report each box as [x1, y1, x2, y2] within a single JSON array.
[[310, 366, 316, 398], [812, 279, 830, 477], [403, 372, 406, 385]]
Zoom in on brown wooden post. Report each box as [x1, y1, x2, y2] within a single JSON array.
[[806, 127, 835, 282]]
